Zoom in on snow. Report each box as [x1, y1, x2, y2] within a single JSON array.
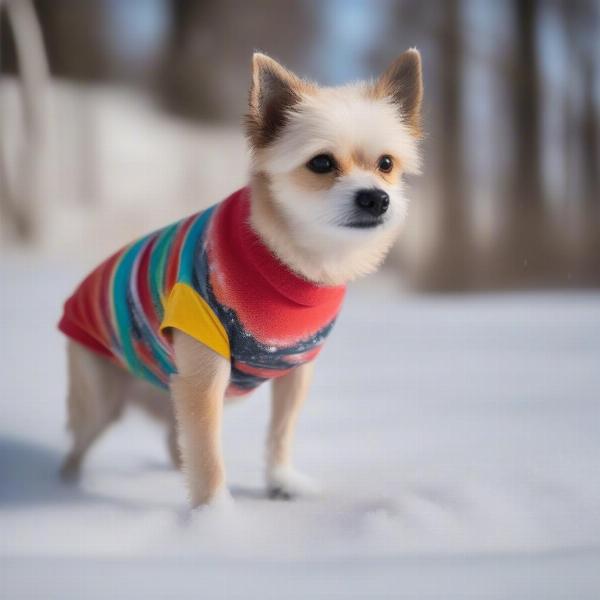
[[1, 257, 600, 599]]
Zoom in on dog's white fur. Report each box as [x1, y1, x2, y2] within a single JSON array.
[[62, 50, 423, 507]]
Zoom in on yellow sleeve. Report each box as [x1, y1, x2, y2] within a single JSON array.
[[160, 282, 231, 359]]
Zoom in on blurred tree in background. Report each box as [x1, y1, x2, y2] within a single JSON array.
[[160, 0, 317, 120], [1, 0, 598, 289], [413, 0, 473, 291], [501, 0, 549, 284]]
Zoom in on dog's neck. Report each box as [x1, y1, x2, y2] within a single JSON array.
[[248, 173, 399, 286]]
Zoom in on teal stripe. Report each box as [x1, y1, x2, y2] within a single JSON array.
[[112, 238, 163, 386], [150, 223, 178, 310], [109, 206, 215, 390], [140, 209, 214, 377], [178, 206, 215, 285]]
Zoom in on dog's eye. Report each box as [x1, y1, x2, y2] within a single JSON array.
[[378, 155, 393, 173], [307, 154, 336, 174]]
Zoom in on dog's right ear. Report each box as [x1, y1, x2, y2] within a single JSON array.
[[246, 53, 304, 148]]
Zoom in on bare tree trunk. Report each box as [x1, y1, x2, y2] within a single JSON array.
[[159, 0, 318, 122], [557, 0, 598, 286], [581, 59, 599, 217], [512, 0, 543, 214], [0, 0, 49, 242], [417, 0, 471, 291], [493, 0, 560, 286], [560, 0, 581, 218], [580, 55, 600, 283]]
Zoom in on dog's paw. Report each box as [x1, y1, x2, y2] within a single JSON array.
[[59, 455, 81, 484], [209, 487, 234, 508], [196, 486, 234, 511], [267, 466, 321, 500], [186, 487, 234, 528]]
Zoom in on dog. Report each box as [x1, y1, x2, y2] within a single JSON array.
[[58, 50, 423, 507]]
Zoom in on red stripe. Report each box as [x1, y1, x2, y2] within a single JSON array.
[[137, 236, 160, 331], [134, 338, 168, 385], [59, 249, 123, 356], [165, 215, 195, 292], [58, 311, 114, 358], [235, 362, 294, 380], [94, 250, 121, 348], [225, 383, 253, 397]]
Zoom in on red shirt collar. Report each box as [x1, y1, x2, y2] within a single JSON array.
[[222, 187, 346, 308]]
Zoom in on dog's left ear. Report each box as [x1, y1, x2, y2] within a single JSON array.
[[376, 49, 424, 138], [247, 53, 305, 148]]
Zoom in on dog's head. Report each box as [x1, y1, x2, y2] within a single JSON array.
[[246, 50, 423, 284]]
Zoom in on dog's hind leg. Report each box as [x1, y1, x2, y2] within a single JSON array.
[[126, 378, 181, 470], [166, 420, 182, 470], [60, 341, 129, 482]]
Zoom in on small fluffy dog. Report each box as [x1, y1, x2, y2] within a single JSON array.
[[58, 50, 423, 507]]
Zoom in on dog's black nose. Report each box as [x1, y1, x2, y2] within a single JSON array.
[[354, 189, 390, 217]]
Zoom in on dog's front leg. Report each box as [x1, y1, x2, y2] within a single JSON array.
[[171, 331, 231, 507], [266, 361, 319, 499]]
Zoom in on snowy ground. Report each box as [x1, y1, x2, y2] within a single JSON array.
[[1, 257, 600, 599]]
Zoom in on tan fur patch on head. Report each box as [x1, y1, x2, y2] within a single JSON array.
[[372, 154, 404, 185], [289, 150, 403, 194], [290, 165, 337, 192], [349, 150, 403, 184]]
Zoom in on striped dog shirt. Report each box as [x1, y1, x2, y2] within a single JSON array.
[[58, 187, 346, 396]]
